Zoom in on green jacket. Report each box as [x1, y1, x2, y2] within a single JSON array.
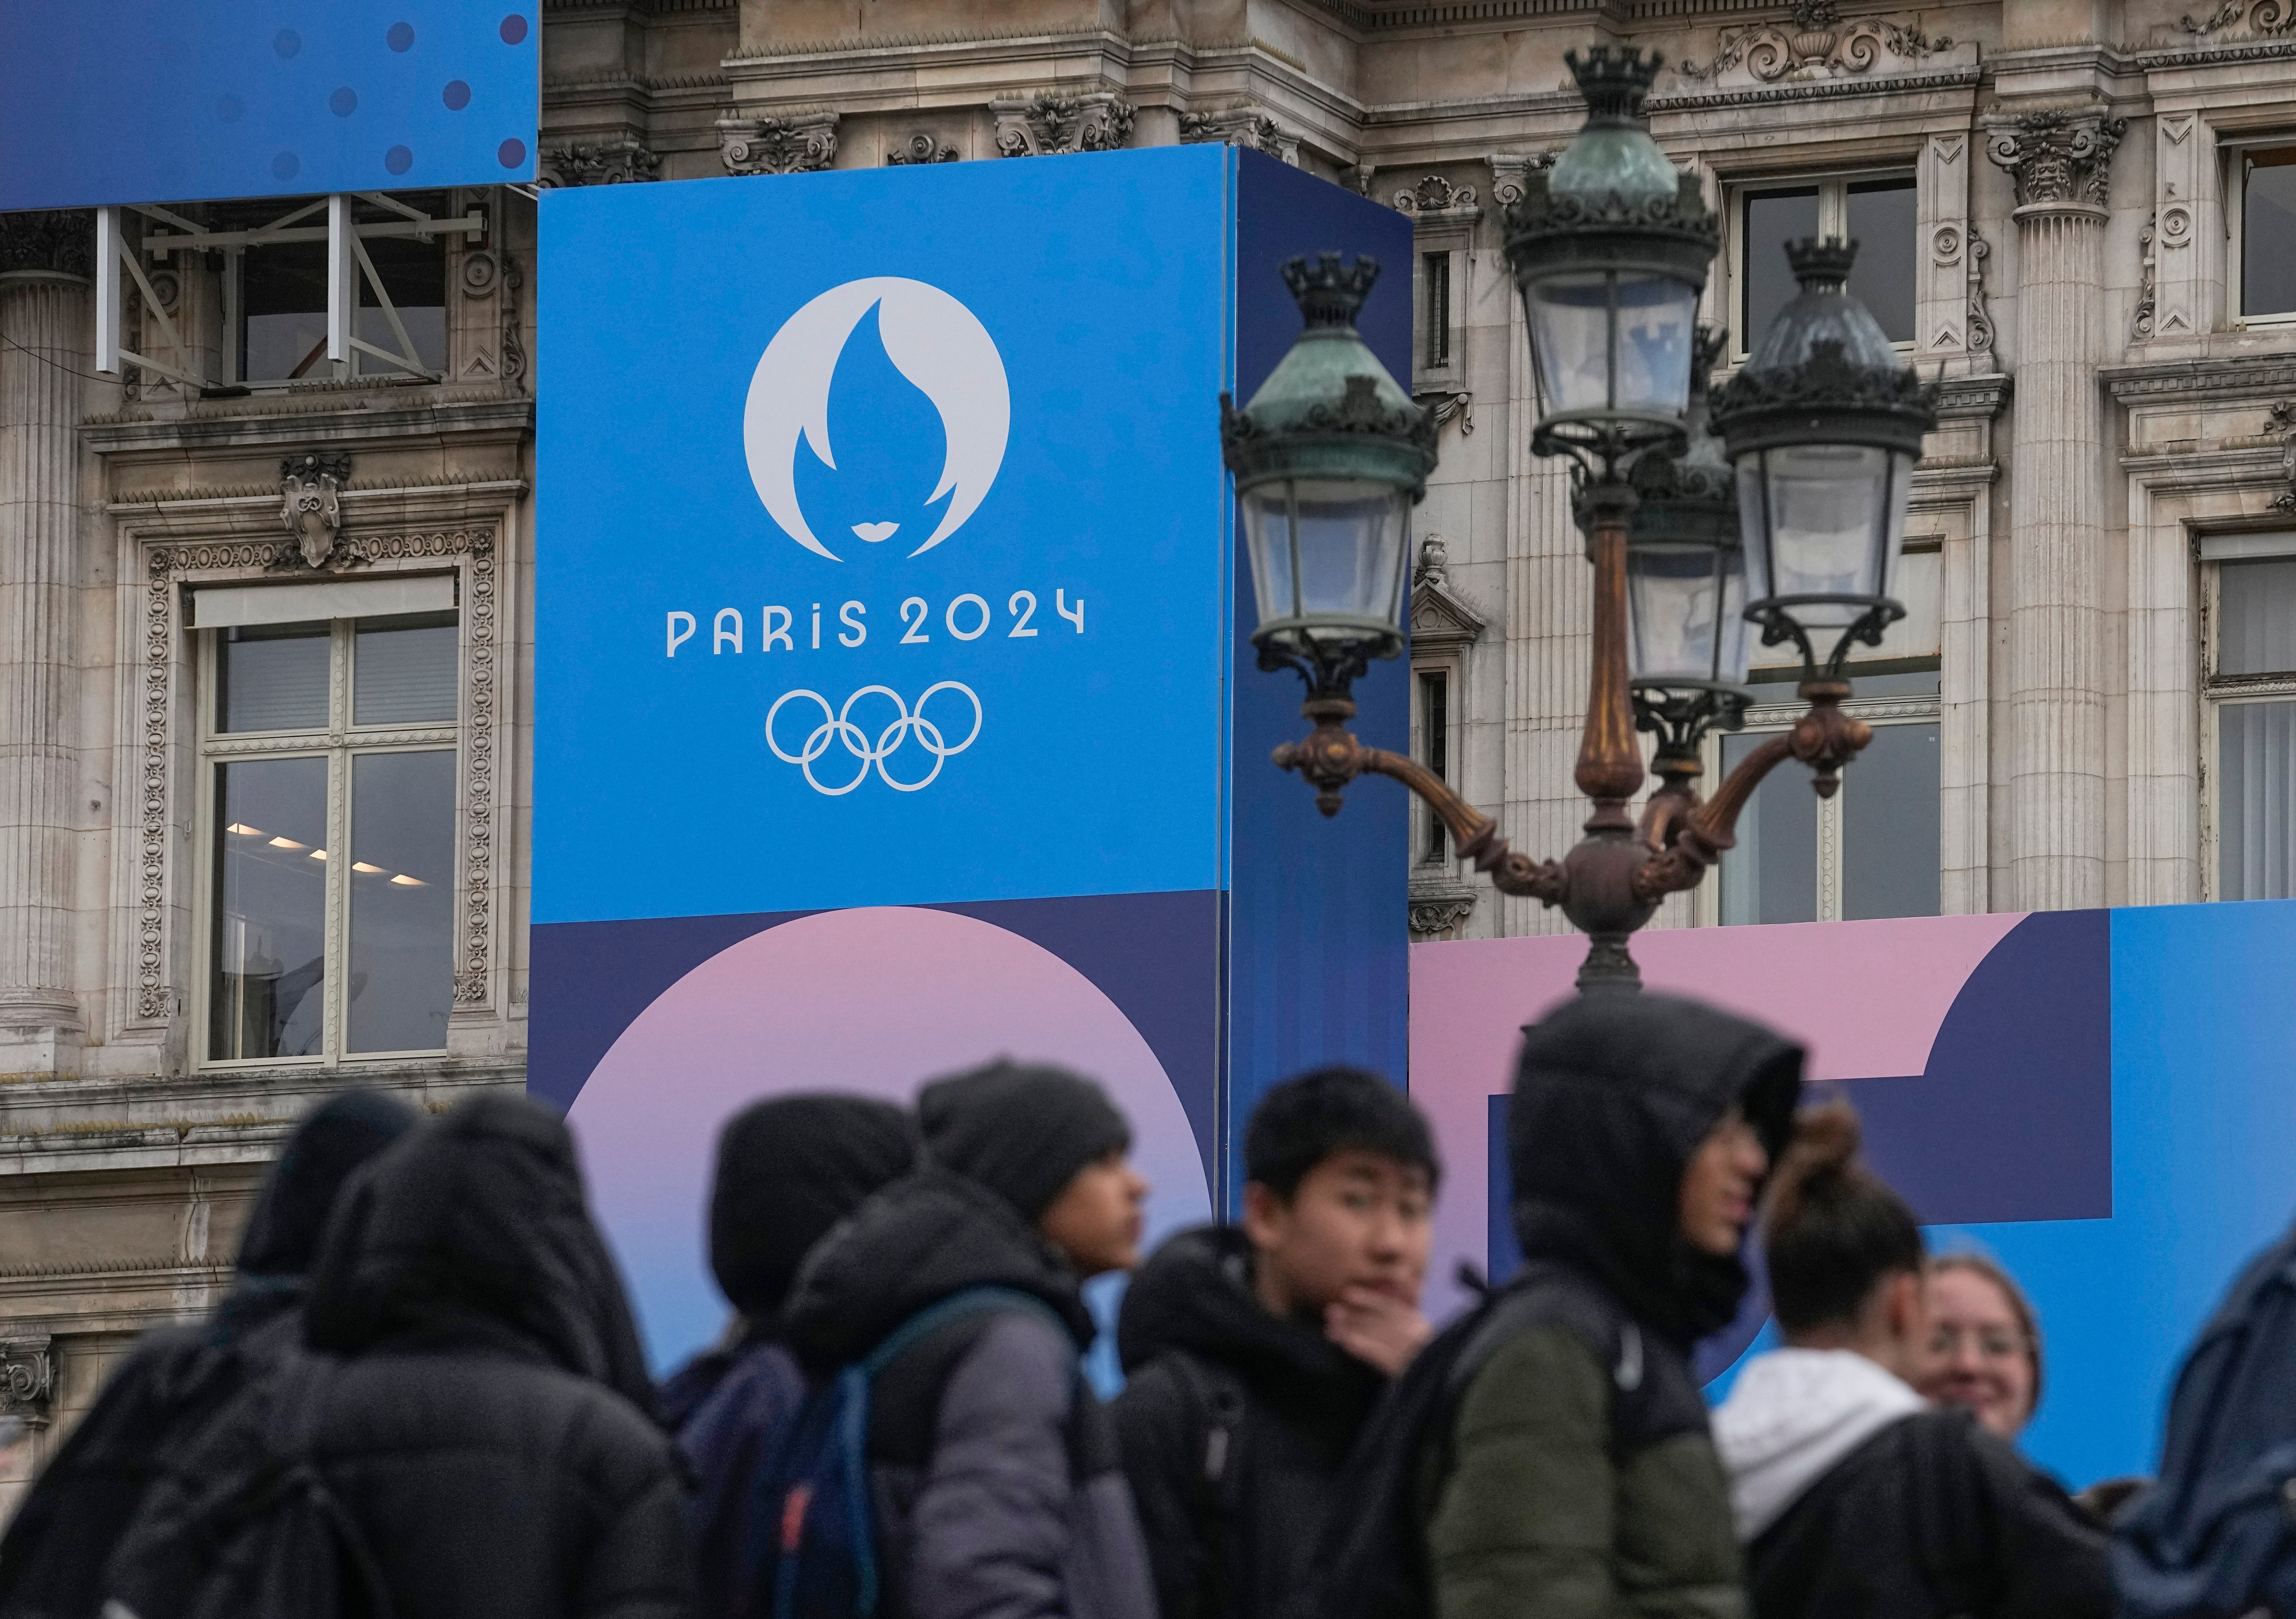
[[1424, 1322, 1746, 1619]]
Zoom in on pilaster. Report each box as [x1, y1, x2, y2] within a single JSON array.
[[1989, 109, 2125, 912], [0, 214, 94, 1071]]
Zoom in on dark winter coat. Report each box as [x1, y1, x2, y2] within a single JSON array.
[[1715, 1346, 2109, 1619], [0, 1088, 414, 1619], [784, 1166, 1156, 1619], [1745, 1411, 2111, 1619], [105, 1094, 694, 1619], [1112, 1224, 1385, 1619], [1422, 993, 1803, 1619]]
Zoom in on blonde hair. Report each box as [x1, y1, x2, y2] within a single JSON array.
[[1930, 1250, 2044, 1413]]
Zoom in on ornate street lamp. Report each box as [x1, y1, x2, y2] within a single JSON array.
[[1225, 44, 1939, 992]]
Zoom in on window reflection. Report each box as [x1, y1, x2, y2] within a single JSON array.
[[1846, 179, 1918, 344], [210, 757, 329, 1059], [1741, 188, 1819, 356], [348, 750, 455, 1053], [1720, 730, 1818, 924], [354, 612, 459, 725]]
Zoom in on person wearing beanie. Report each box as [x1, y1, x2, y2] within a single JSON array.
[[1418, 992, 1802, 1619], [666, 1093, 914, 1617], [784, 1058, 1156, 1619], [0, 1088, 417, 1619], [1712, 1104, 2109, 1619], [1113, 1066, 1439, 1619]]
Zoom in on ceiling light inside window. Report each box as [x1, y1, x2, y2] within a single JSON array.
[[390, 873, 425, 885], [309, 849, 328, 860], [352, 861, 384, 873], [226, 823, 264, 836], [268, 836, 307, 850]]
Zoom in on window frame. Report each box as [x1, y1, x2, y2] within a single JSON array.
[[1723, 167, 1920, 363], [1698, 678, 1943, 925], [193, 610, 464, 1070], [2200, 537, 2296, 901], [1412, 665, 1455, 866], [2222, 138, 2296, 329], [1411, 222, 1472, 394]]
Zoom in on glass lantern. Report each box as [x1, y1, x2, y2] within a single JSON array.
[[1711, 237, 1938, 669], [1504, 47, 1720, 450], [1219, 254, 1437, 678]]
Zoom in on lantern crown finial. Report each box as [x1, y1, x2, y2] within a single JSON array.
[[1282, 253, 1380, 330], [1564, 46, 1662, 126], [1785, 236, 1858, 294]]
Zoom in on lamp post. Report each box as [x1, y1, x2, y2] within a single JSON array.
[[1223, 45, 1938, 992]]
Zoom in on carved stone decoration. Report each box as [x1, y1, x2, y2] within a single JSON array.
[[279, 453, 352, 570], [2265, 401, 2296, 509], [1416, 391, 1475, 437], [138, 532, 502, 1023], [991, 92, 1135, 158], [1410, 537, 1488, 656], [2182, 0, 2296, 36], [1986, 109, 2127, 210], [1346, 163, 1377, 198], [1485, 152, 1554, 209], [719, 111, 840, 176], [886, 133, 959, 166], [537, 138, 662, 188], [2134, 213, 2159, 341], [1407, 890, 1478, 939], [1966, 225, 1995, 354], [1178, 108, 1298, 165], [0, 211, 94, 279], [0, 1337, 54, 1430], [1678, 2, 1952, 83], [1395, 176, 1478, 214], [500, 253, 525, 386]]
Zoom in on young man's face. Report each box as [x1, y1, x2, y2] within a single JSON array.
[[1243, 1148, 1434, 1318], [1037, 1151, 1150, 1278], [1677, 1103, 1767, 1256]]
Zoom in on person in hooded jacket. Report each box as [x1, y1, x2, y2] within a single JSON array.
[[783, 1058, 1157, 1619], [0, 1088, 415, 1619], [1710, 1103, 2110, 1619], [1113, 1066, 1438, 1619], [1421, 992, 1800, 1619], [103, 1093, 694, 1619], [664, 1093, 915, 1615]]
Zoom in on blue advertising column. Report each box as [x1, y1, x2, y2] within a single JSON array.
[[533, 147, 1409, 1370]]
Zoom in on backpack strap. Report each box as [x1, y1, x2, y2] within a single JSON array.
[[1165, 1352, 1250, 1619], [839, 1286, 1079, 1619], [278, 1359, 399, 1619]]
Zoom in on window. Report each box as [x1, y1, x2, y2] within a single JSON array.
[[1734, 174, 1917, 356], [2205, 544, 2296, 899], [1718, 672, 1942, 923], [1418, 669, 1450, 862], [1422, 252, 1452, 369], [200, 602, 461, 1063], [2230, 145, 2296, 323]]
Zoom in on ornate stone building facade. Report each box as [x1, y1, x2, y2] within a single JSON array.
[[4, 0, 2296, 1511]]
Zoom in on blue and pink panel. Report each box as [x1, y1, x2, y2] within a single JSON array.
[[533, 148, 1409, 1373], [1409, 897, 2296, 1488]]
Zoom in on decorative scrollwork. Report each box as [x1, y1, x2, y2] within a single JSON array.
[[1966, 225, 1995, 353], [719, 112, 840, 176], [0, 1338, 54, 1430], [1677, 4, 1950, 83], [279, 453, 352, 571], [1178, 109, 1296, 163], [2134, 213, 2159, 341], [886, 133, 958, 165], [1987, 109, 2126, 208], [991, 92, 1135, 158], [1395, 175, 1478, 213], [2182, 0, 2296, 36], [537, 139, 661, 187], [0, 211, 94, 279]]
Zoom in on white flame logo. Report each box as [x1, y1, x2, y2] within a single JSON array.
[[742, 277, 1011, 562]]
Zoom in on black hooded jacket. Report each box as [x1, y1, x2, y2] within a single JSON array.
[[1422, 993, 1803, 1619], [782, 1167, 1155, 1619], [105, 1094, 693, 1619], [0, 1089, 414, 1619], [1111, 1224, 1386, 1619]]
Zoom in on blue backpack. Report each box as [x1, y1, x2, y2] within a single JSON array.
[[2116, 1226, 2296, 1618], [744, 1285, 1070, 1619]]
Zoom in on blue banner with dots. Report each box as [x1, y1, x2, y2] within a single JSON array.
[[0, 2, 536, 209]]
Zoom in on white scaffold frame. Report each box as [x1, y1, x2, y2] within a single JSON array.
[[95, 193, 486, 389]]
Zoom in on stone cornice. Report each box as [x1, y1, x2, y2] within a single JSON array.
[[1937, 372, 2013, 419], [1648, 65, 1981, 115], [2102, 356, 2296, 401], [81, 394, 533, 456], [110, 476, 529, 516], [2134, 36, 2296, 73]]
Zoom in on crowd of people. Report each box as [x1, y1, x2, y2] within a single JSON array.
[[0, 992, 2282, 1617]]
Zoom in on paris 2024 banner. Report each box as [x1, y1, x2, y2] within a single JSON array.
[[532, 147, 1412, 1377]]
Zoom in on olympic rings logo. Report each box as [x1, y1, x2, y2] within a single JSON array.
[[765, 683, 984, 795]]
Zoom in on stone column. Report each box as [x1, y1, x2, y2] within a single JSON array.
[[0, 213, 92, 1068], [1987, 111, 2125, 912]]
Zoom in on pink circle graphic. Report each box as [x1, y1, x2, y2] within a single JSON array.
[[569, 906, 1212, 1370]]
